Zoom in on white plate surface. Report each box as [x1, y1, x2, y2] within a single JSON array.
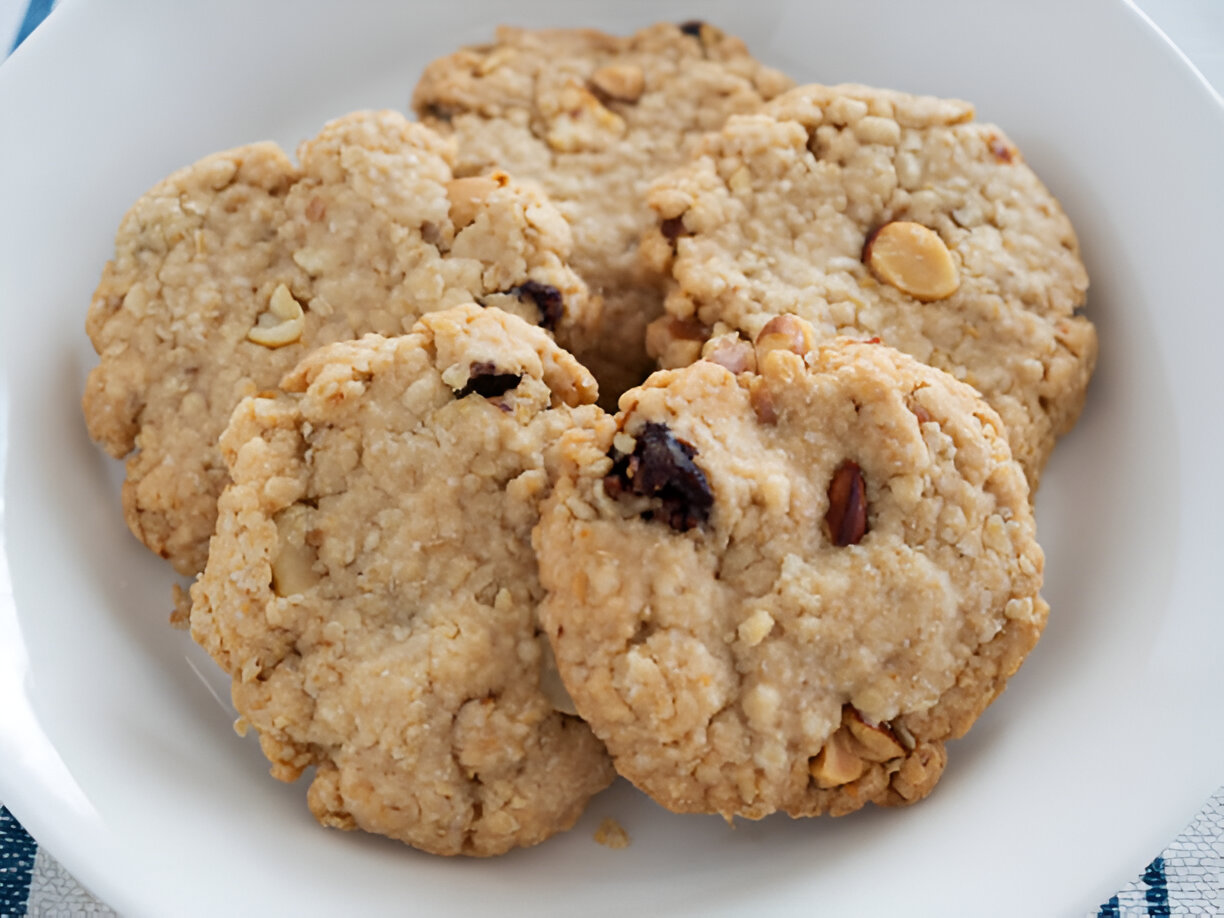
[[1, 1, 1222, 915]]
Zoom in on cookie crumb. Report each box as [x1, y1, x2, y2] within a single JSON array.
[[169, 583, 191, 629], [594, 817, 630, 849]]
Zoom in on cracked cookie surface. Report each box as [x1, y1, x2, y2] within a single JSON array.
[[190, 305, 614, 856], [83, 110, 597, 574], [643, 83, 1097, 488], [413, 22, 792, 404], [534, 324, 1046, 819]]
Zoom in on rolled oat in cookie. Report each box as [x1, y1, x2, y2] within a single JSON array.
[[82, 110, 597, 575], [190, 305, 613, 856], [413, 22, 793, 405], [643, 83, 1097, 489], [534, 319, 1047, 820]]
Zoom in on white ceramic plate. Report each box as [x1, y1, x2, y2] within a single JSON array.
[[2, 1, 1222, 915]]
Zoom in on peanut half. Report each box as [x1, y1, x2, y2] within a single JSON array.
[[446, 173, 507, 230], [863, 221, 960, 301], [590, 64, 645, 103], [809, 728, 866, 788], [754, 315, 814, 361]]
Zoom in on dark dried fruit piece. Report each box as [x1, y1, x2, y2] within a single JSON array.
[[509, 281, 564, 331], [678, 20, 705, 38], [601, 472, 626, 501], [455, 362, 522, 399], [660, 216, 686, 241], [604, 422, 713, 532], [825, 460, 868, 546]]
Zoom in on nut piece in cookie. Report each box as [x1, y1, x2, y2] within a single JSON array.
[[82, 110, 598, 575], [643, 82, 1097, 489], [536, 323, 1046, 819], [862, 221, 961, 302], [413, 22, 793, 405], [190, 305, 612, 856]]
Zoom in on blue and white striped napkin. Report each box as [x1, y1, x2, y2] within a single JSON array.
[[1, 805, 114, 917], [1, 1, 1222, 915], [1, 791, 1221, 915]]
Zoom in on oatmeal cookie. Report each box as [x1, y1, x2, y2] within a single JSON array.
[[534, 319, 1047, 819], [83, 110, 597, 575], [190, 305, 614, 856], [413, 22, 792, 403], [643, 83, 1097, 488]]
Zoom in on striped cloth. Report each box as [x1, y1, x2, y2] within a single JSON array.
[[0, 807, 114, 917], [1, 792, 1221, 916], [1095, 790, 1224, 917], [1, 0, 1222, 915]]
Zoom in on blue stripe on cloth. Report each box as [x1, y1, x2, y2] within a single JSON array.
[[10, 0, 54, 53], [1142, 856, 1170, 916], [1097, 895, 1120, 917], [0, 806, 36, 918]]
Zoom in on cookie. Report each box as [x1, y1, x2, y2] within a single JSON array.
[[83, 110, 598, 575], [413, 22, 793, 403], [642, 83, 1097, 488], [189, 304, 614, 856], [534, 319, 1047, 819]]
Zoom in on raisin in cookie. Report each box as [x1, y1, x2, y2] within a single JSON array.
[[83, 110, 597, 575], [189, 305, 614, 856], [534, 318, 1046, 819], [413, 22, 792, 403], [643, 83, 1097, 488]]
